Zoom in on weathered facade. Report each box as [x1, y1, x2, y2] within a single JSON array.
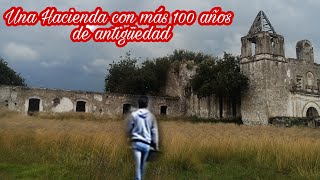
[[0, 85, 181, 117], [0, 11, 319, 124], [165, 11, 320, 123], [240, 11, 320, 124], [165, 61, 240, 119]]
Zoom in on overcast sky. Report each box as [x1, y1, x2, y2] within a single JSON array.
[[0, 0, 319, 92]]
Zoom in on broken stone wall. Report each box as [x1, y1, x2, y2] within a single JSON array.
[[0, 85, 181, 118], [165, 61, 241, 119], [240, 57, 290, 125], [240, 56, 320, 125], [286, 59, 320, 117]]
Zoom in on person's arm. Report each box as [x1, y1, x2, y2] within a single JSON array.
[[151, 115, 159, 150]]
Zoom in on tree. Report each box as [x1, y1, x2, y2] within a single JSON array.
[[140, 57, 171, 95], [105, 52, 171, 95], [191, 53, 248, 117], [105, 51, 140, 94], [168, 49, 214, 63], [0, 57, 26, 86], [105, 50, 242, 97]]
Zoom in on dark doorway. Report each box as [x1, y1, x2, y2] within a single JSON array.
[[306, 107, 319, 117], [76, 101, 86, 112], [123, 104, 131, 114], [28, 98, 40, 114], [160, 106, 167, 115]]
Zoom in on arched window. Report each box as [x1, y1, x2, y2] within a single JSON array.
[[306, 107, 319, 117]]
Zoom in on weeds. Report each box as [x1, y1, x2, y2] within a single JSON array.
[[1, 110, 320, 179]]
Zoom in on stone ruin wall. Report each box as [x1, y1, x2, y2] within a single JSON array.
[[0, 60, 241, 120], [240, 57, 320, 125], [240, 33, 320, 124], [165, 61, 241, 119], [241, 58, 291, 125], [286, 56, 320, 118], [0, 85, 181, 118], [2, 14, 319, 124]]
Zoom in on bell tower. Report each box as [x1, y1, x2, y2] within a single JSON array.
[[241, 11, 285, 61], [240, 11, 289, 125]]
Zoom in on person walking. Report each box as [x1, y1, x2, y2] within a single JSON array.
[[127, 95, 159, 180]]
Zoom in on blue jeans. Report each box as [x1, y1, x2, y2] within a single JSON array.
[[132, 141, 150, 180]]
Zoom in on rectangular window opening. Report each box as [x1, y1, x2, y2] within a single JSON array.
[[123, 104, 131, 114], [251, 42, 256, 56], [160, 106, 167, 115]]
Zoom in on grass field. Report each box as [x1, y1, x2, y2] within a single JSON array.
[[1, 110, 320, 179]]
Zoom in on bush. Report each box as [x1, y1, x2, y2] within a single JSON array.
[[269, 117, 318, 127]]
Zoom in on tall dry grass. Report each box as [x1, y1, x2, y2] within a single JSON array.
[[1, 109, 320, 179]]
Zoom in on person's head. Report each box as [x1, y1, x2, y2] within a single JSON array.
[[138, 95, 148, 108]]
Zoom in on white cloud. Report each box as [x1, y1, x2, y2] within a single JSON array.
[[223, 33, 242, 56], [313, 47, 320, 64], [82, 65, 92, 73], [40, 61, 63, 68], [3, 42, 39, 62], [91, 58, 109, 67], [285, 41, 297, 59], [82, 58, 110, 74]]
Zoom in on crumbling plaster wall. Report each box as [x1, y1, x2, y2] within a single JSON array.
[[0, 85, 181, 117], [286, 59, 320, 117], [287, 59, 320, 92], [240, 52, 290, 125], [288, 93, 320, 117], [241, 52, 320, 125]]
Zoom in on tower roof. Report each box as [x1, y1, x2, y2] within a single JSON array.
[[248, 11, 276, 35]]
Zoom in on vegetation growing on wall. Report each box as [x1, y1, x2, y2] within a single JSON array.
[[168, 49, 215, 63], [269, 116, 320, 127], [191, 53, 248, 99], [0, 57, 26, 86], [105, 50, 248, 97], [191, 53, 248, 118]]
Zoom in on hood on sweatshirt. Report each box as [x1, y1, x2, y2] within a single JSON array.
[[136, 108, 149, 118]]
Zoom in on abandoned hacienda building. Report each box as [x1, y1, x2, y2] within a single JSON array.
[[0, 11, 320, 124]]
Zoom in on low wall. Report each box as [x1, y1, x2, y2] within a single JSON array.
[[269, 116, 320, 127], [0, 85, 181, 118]]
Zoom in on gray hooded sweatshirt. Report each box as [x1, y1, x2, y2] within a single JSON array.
[[127, 108, 159, 149]]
